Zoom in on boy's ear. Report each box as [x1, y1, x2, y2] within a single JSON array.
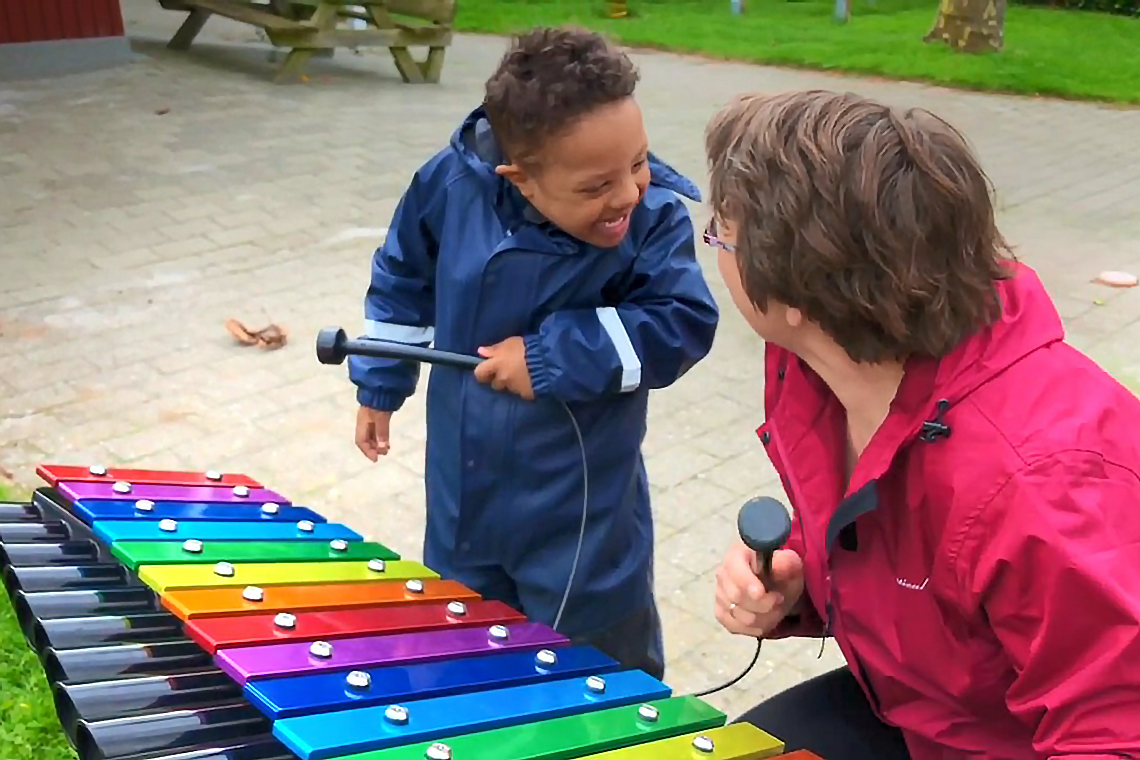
[[495, 162, 535, 197]]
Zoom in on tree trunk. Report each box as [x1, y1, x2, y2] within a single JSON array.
[[924, 0, 1006, 53]]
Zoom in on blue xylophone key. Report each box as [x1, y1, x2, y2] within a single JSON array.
[[272, 669, 672, 760], [92, 519, 361, 544], [244, 645, 621, 719], [72, 499, 328, 525]]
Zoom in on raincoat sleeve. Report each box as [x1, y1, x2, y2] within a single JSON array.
[[348, 162, 443, 412], [522, 196, 718, 401], [958, 454, 1140, 758]]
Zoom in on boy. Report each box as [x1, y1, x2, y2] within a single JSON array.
[[348, 27, 719, 679], [705, 90, 1140, 758]]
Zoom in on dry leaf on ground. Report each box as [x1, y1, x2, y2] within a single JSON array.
[[225, 319, 259, 346], [254, 324, 288, 350], [225, 319, 288, 350]]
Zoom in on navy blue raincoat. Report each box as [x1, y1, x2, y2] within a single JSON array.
[[349, 107, 719, 638]]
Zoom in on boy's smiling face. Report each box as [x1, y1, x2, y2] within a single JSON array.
[[496, 97, 651, 249]]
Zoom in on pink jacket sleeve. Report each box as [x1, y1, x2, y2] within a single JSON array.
[[955, 452, 1140, 758]]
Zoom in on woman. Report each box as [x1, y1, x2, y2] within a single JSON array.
[[703, 90, 1140, 760]]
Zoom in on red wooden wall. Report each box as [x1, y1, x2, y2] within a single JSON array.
[[0, 0, 125, 44]]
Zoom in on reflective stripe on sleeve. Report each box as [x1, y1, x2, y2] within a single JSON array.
[[364, 320, 435, 344], [596, 307, 641, 392]]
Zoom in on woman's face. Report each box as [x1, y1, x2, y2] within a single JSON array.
[[707, 216, 799, 346]]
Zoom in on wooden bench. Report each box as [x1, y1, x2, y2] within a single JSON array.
[[157, 0, 456, 83]]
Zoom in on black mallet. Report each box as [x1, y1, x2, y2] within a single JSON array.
[[315, 327, 482, 370], [736, 496, 793, 590]]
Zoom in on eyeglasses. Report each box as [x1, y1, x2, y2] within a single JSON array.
[[702, 219, 735, 253]]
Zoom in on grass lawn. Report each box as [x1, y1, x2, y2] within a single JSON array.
[[451, 0, 1140, 104], [0, 482, 78, 760]]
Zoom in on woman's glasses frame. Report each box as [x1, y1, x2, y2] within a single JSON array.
[[702, 219, 736, 253]]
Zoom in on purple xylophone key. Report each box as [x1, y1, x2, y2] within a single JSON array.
[[57, 481, 291, 505], [216, 621, 568, 684]]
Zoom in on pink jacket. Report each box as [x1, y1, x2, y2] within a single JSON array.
[[762, 263, 1140, 758]]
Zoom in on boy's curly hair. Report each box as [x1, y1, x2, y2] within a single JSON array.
[[705, 90, 1016, 363], [484, 27, 640, 164]]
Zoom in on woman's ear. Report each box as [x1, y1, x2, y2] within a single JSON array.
[[786, 306, 803, 328]]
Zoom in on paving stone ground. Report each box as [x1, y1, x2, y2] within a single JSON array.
[[2, 0, 1139, 721]]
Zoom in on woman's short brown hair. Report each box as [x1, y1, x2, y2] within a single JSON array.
[[705, 90, 1015, 363]]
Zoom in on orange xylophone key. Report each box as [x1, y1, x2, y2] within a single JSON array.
[[161, 578, 480, 620]]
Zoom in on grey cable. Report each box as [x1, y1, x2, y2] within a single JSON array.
[[551, 400, 588, 633], [551, 397, 761, 698]]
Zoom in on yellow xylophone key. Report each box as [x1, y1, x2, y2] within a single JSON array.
[[578, 723, 785, 759], [138, 559, 437, 593]]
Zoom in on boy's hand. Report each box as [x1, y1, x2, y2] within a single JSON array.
[[355, 406, 393, 462], [474, 337, 534, 400], [714, 541, 805, 637]]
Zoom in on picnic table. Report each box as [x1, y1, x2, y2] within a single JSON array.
[[157, 0, 456, 83]]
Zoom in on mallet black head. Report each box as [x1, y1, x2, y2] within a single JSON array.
[[737, 496, 792, 557], [315, 327, 349, 365]]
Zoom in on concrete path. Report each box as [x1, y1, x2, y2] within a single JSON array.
[[2, 0, 1139, 721]]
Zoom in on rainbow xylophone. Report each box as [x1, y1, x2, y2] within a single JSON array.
[[0, 463, 820, 760]]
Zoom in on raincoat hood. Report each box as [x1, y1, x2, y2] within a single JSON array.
[[447, 106, 703, 204]]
